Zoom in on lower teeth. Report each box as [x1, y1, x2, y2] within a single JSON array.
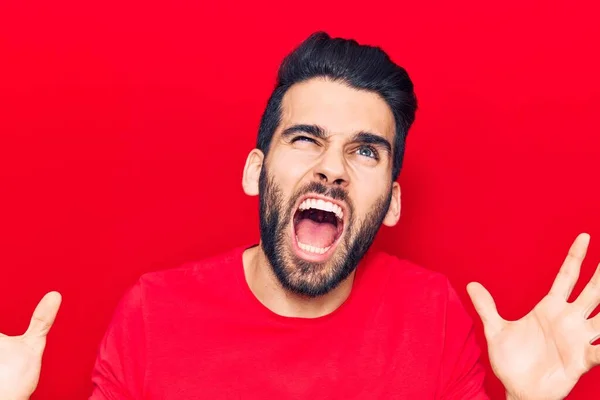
[[297, 240, 331, 255]]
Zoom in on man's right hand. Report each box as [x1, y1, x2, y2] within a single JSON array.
[[0, 292, 62, 400]]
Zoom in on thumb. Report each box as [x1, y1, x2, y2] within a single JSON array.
[[466, 282, 505, 338], [24, 291, 62, 340]]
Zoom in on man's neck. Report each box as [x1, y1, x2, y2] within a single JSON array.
[[242, 244, 356, 319]]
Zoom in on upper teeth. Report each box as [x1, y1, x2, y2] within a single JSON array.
[[298, 198, 343, 220]]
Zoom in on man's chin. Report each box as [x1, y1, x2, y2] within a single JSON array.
[[276, 248, 351, 298], [281, 272, 343, 298]]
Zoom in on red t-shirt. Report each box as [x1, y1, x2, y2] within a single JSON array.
[[90, 245, 490, 399]]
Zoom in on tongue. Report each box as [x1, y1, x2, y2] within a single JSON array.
[[295, 219, 337, 248]]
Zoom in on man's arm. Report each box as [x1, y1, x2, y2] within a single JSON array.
[[89, 280, 146, 399], [437, 278, 490, 400]]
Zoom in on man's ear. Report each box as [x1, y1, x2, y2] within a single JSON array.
[[382, 182, 401, 227], [242, 149, 264, 196]]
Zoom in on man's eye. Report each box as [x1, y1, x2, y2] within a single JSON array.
[[357, 146, 378, 159], [292, 136, 317, 144]]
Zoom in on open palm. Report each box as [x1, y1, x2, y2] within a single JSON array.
[[468, 233, 600, 400], [0, 292, 61, 400]]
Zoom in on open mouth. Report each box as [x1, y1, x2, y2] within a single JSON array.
[[291, 196, 345, 260]]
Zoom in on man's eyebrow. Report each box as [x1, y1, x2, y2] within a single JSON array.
[[281, 124, 327, 139], [353, 131, 392, 155]]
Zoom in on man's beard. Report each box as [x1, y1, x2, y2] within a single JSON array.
[[258, 167, 392, 298]]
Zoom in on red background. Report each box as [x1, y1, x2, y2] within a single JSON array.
[[1, 1, 599, 398]]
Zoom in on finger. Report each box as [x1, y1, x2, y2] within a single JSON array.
[[574, 262, 600, 318], [25, 291, 62, 338], [467, 282, 505, 338], [549, 233, 590, 300]]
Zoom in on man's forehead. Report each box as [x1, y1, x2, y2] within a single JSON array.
[[278, 78, 395, 141]]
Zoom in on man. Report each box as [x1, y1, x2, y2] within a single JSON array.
[[1, 32, 599, 400]]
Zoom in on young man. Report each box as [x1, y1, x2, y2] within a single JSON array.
[[1, 32, 599, 400]]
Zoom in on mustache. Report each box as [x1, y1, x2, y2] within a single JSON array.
[[292, 181, 349, 204]]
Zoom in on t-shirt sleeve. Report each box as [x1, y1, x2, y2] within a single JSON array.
[[438, 278, 490, 400], [89, 280, 146, 399]]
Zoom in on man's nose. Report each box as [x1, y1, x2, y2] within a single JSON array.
[[313, 148, 349, 188]]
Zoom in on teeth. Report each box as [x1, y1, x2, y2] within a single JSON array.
[[298, 198, 343, 220], [297, 241, 331, 255], [316, 199, 326, 210]]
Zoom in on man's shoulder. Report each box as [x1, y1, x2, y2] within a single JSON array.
[[362, 250, 456, 312], [364, 250, 469, 334], [135, 245, 247, 294], [366, 249, 450, 290]]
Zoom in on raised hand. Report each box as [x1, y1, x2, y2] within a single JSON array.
[[467, 233, 600, 400], [0, 292, 62, 400]]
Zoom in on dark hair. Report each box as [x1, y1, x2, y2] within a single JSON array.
[[256, 31, 417, 181]]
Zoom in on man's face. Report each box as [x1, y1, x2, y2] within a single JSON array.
[[253, 78, 399, 297]]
